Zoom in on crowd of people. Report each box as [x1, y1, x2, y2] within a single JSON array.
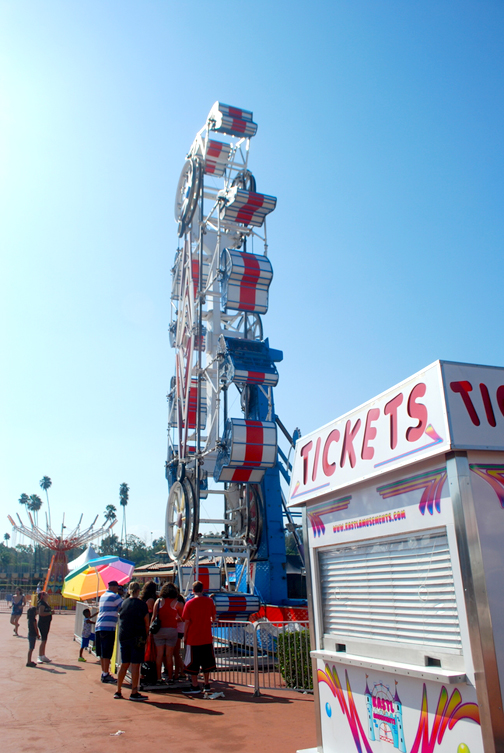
[[10, 587, 54, 666], [13, 579, 217, 702]]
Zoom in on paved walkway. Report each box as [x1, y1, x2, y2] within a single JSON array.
[[1, 611, 316, 753]]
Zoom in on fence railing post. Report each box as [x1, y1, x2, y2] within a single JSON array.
[[253, 622, 261, 697]]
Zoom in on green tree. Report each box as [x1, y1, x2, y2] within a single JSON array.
[[285, 529, 303, 556], [150, 536, 165, 554], [99, 533, 122, 556], [3, 533, 10, 546], [0, 543, 13, 568], [39, 476, 52, 528], [14, 544, 35, 570], [124, 534, 149, 566], [147, 537, 167, 563], [119, 483, 129, 549], [104, 504, 117, 523], [26, 495, 43, 570], [28, 494, 43, 526]]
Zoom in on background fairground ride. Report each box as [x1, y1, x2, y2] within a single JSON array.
[[7, 512, 116, 591], [166, 102, 306, 619]]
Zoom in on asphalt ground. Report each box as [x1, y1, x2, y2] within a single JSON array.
[[1, 610, 316, 753]]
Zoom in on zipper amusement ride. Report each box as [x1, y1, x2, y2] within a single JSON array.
[[166, 103, 304, 616]]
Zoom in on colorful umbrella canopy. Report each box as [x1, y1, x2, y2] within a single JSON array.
[[62, 556, 135, 601]]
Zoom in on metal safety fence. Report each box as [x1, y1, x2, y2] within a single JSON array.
[[72, 609, 312, 696], [213, 620, 313, 695], [73, 600, 99, 643]]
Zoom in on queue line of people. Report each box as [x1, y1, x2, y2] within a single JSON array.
[[14, 577, 217, 700], [93, 578, 216, 702]]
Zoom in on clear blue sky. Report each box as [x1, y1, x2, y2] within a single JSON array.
[[1, 1, 503, 543]]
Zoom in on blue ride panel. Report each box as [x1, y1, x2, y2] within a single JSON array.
[[218, 335, 279, 387], [233, 380, 289, 606]]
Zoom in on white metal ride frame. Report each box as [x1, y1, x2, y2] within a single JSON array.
[[167, 103, 277, 590]]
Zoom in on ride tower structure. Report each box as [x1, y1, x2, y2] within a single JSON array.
[[7, 512, 116, 590], [166, 102, 302, 607]]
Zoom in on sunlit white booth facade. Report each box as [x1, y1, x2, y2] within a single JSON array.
[[289, 361, 504, 753]]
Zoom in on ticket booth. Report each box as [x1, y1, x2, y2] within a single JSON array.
[[288, 360, 504, 753]]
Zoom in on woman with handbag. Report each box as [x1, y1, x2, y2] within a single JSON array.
[[150, 583, 183, 685]]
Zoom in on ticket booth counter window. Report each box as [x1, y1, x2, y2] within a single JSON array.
[[317, 528, 464, 672]]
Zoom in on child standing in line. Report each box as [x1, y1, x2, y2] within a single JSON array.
[[26, 606, 40, 667], [79, 608, 96, 662]]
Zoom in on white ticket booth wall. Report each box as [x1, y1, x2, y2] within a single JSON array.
[[288, 361, 504, 753]]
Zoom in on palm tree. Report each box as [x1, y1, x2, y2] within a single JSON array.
[[3, 533, 10, 546], [28, 494, 43, 526], [104, 504, 117, 523], [19, 493, 29, 507], [119, 483, 129, 548], [27, 494, 43, 572], [39, 476, 52, 528]]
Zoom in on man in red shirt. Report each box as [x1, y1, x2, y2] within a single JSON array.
[[181, 581, 216, 694]]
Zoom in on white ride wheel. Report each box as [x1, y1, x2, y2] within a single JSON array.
[[165, 478, 198, 563], [245, 484, 263, 549], [225, 482, 263, 551], [174, 157, 202, 237]]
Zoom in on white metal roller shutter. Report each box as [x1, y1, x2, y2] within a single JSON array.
[[318, 529, 462, 653]]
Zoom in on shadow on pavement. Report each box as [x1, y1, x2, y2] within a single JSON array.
[[211, 685, 312, 704], [146, 701, 224, 715]]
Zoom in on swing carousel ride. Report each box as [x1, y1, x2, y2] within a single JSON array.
[[166, 102, 306, 618], [7, 511, 116, 590]]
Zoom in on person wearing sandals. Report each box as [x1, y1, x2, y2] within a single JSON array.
[[151, 583, 183, 685], [10, 589, 26, 636], [95, 580, 122, 684], [37, 591, 53, 663], [115, 581, 150, 702], [26, 606, 40, 667]]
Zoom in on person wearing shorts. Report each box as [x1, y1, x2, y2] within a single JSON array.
[[95, 580, 122, 684], [181, 581, 216, 694], [26, 606, 40, 667], [115, 582, 149, 702], [79, 608, 96, 661], [37, 592, 53, 663], [11, 589, 26, 636], [152, 583, 183, 684]]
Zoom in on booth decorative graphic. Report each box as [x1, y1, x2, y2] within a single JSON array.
[[318, 664, 480, 753]]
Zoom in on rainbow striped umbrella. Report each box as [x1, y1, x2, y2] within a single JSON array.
[[62, 556, 135, 601]]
